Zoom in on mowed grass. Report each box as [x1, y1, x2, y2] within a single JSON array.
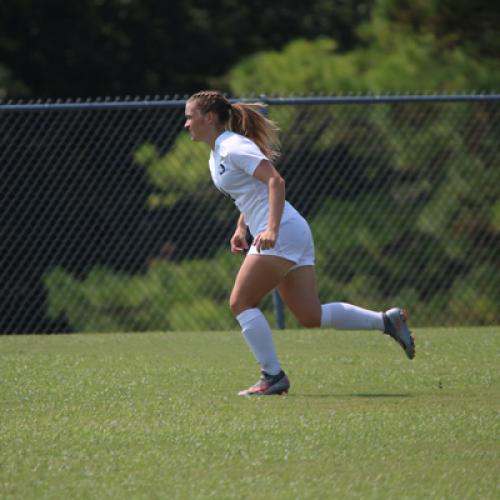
[[0, 327, 498, 499]]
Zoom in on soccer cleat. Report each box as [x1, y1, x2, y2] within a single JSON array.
[[383, 308, 416, 360], [238, 370, 290, 396]]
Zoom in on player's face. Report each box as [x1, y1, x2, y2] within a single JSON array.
[[185, 101, 211, 142]]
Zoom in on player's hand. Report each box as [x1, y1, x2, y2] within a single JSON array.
[[230, 230, 249, 254], [253, 229, 278, 252]]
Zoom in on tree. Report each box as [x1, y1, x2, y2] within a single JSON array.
[[373, 0, 500, 58], [0, 0, 373, 98], [7, 0, 500, 331]]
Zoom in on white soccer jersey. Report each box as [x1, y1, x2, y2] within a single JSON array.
[[209, 131, 300, 236]]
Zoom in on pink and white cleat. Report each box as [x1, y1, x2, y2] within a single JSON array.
[[238, 370, 290, 396]]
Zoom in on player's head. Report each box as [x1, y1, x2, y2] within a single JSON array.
[[184, 92, 224, 143], [186, 90, 281, 161], [187, 90, 231, 127]]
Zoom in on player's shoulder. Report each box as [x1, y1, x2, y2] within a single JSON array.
[[219, 131, 258, 155]]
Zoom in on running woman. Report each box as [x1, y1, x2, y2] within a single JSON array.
[[184, 90, 415, 396]]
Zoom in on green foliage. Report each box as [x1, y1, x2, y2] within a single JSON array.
[[229, 27, 500, 95], [45, 250, 242, 332], [373, 0, 500, 58], [312, 194, 420, 309], [4, 0, 496, 98], [225, 25, 500, 327], [45, 266, 171, 332], [41, 3, 500, 331], [134, 136, 210, 207], [448, 265, 500, 325]]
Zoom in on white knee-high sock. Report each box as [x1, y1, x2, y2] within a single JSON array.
[[236, 308, 281, 376], [321, 302, 384, 330]]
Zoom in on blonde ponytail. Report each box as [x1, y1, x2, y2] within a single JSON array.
[[188, 90, 281, 162], [229, 102, 281, 162]]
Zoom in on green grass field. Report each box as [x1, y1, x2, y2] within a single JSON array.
[[1, 327, 499, 499]]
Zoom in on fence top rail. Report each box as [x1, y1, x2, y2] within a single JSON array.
[[1, 93, 499, 113]]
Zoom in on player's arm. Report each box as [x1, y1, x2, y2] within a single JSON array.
[[230, 214, 248, 254], [236, 213, 246, 232], [253, 159, 285, 251]]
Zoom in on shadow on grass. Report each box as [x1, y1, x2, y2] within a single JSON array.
[[289, 393, 413, 398]]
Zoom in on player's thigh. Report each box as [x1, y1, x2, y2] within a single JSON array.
[[230, 254, 294, 315], [277, 265, 321, 327]]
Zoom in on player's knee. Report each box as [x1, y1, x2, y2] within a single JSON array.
[[229, 293, 256, 316], [229, 297, 240, 316], [297, 313, 321, 328]]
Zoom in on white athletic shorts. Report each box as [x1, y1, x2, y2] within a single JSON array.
[[248, 215, 315, 270]]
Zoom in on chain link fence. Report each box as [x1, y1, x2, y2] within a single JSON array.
[[1, 95, 499, 333]]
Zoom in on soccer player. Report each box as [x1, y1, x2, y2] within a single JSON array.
[[185, 91, 415, 396]]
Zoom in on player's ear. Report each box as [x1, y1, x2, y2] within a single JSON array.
[[205, 111, 216, 124]]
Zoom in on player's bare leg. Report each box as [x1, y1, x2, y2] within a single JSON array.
[[231, 254, 294, 396]]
